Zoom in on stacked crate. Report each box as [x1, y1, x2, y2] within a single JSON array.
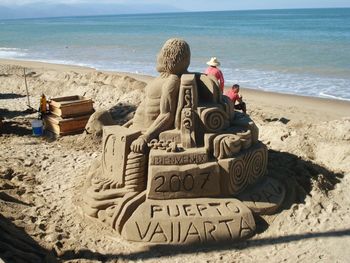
[[43, 95, 94, 136]]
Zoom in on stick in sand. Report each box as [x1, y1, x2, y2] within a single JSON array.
[[23, 67, 35, 111]]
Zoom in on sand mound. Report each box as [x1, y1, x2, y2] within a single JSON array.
[[0, 64, 146, 111]]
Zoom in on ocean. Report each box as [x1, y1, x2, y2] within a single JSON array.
[[1, 8, 350, 100]]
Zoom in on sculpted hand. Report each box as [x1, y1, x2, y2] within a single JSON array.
[[130, 137, 147, 153]]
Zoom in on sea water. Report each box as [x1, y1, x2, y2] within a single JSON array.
[[1, 8, 349, 100]]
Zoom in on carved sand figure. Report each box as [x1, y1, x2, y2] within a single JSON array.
[[82, 38, 286, 245]]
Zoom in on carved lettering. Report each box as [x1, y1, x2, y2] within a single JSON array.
[[239, 217, 254, 238], [219, 219, 234, 238], [147, 162, 220, 200], [197, 204, 208, 216], [150, 153, 208, 165], [225, 202, 240, 213], [170, 175, 181, 192], [163, 156, 169, 165], [183, 204, 196, 216], [134, 219, 244, 243], [149, 203, 245, 219], [112, 137, 116, 155], [170, 222, 174, 242], [183, 174, 194, 191], [209, 203, 223, 216], [167, 205, 180, 217], [183, 155, 188, 163], [175, 156, 181, 164], [151, 205, 163, 218], [154, 176, 165, 192], [150, 222, 167, 242], [203, 221, 216, 241], [135, 221, 151, 240], [183, 222, 201, 243], [200, 172, 210, 189], [124, 199, 256, 244], [177, 221, 181, 242], [151, 173, 213, 195]]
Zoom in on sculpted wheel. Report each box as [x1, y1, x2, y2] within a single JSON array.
[[229, 159, 248, 194], [247, 147, 268, 184]]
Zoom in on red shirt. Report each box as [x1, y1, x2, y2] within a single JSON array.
[[224, 89, 240, 103], [205, 66, 224, 91]]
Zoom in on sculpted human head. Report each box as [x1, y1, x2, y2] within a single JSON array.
[[156, 38, 191, 75]]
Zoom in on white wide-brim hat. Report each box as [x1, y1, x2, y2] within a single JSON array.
[[206, 57, 221, 67]]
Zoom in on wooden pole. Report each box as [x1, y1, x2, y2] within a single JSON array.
[[23, 67, 31, 108]]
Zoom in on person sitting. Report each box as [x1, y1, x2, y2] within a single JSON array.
[[204, 57, 224, 92], [224, 84, 247, 113]]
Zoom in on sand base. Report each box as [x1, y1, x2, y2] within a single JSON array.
[[1, 59, 350, 262]]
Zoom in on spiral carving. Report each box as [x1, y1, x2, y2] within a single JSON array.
[[229, 159, 248, 193], [201, 108, 226, 132], [184, 108, 192, 117], [246, 148, 267, 184], [184, 88, 192, 108], [182, 108, 193, 129], [183, 119, 192, 129]]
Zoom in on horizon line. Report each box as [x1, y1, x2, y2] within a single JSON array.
[[1, 6, 349, 21]]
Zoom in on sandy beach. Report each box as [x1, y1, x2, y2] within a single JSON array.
[[1, 58, 350, 262]]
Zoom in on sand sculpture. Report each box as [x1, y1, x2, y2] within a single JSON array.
[[82, 38, 286, 244]]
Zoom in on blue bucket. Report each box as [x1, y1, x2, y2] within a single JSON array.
[[31, 119, 43, 136]]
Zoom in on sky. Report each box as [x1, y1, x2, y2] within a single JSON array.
[[0, 0, 350, 19]]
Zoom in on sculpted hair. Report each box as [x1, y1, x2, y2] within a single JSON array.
[[156, 38, 191, 75]]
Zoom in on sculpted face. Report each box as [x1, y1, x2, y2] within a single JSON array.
[[156, 38, 191, 75]]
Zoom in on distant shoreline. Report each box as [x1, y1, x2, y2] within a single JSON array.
[[1, 57, 349, 122], [1, 57, 350, 102], [1, 57, 350, 100]]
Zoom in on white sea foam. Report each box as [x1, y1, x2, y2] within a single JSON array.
[[223, 67, 350, 101], [319, 92, 350, 101], [0, 47, 27, 58]]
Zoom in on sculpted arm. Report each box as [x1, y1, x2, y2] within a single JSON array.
[[130, 75, 180, 153]]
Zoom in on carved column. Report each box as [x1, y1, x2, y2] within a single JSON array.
[[177, 74, 198, 148]]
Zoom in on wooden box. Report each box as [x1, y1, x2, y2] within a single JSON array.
[[43, 114, 91, 135], [49, 95, 94, 118]]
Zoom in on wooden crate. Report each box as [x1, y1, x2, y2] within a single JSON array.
[[43, 114, 91, 135], [49, 95, 94, 118]]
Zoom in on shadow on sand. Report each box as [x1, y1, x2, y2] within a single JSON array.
[[267, 149, 343, 210], [0, 107, 36, 119], [0, 93, 27, 100], [0, 120, 32, 136], [109, 102, 137, 125], [0, 214, 56, 263], [59, 228, 350, 261]]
